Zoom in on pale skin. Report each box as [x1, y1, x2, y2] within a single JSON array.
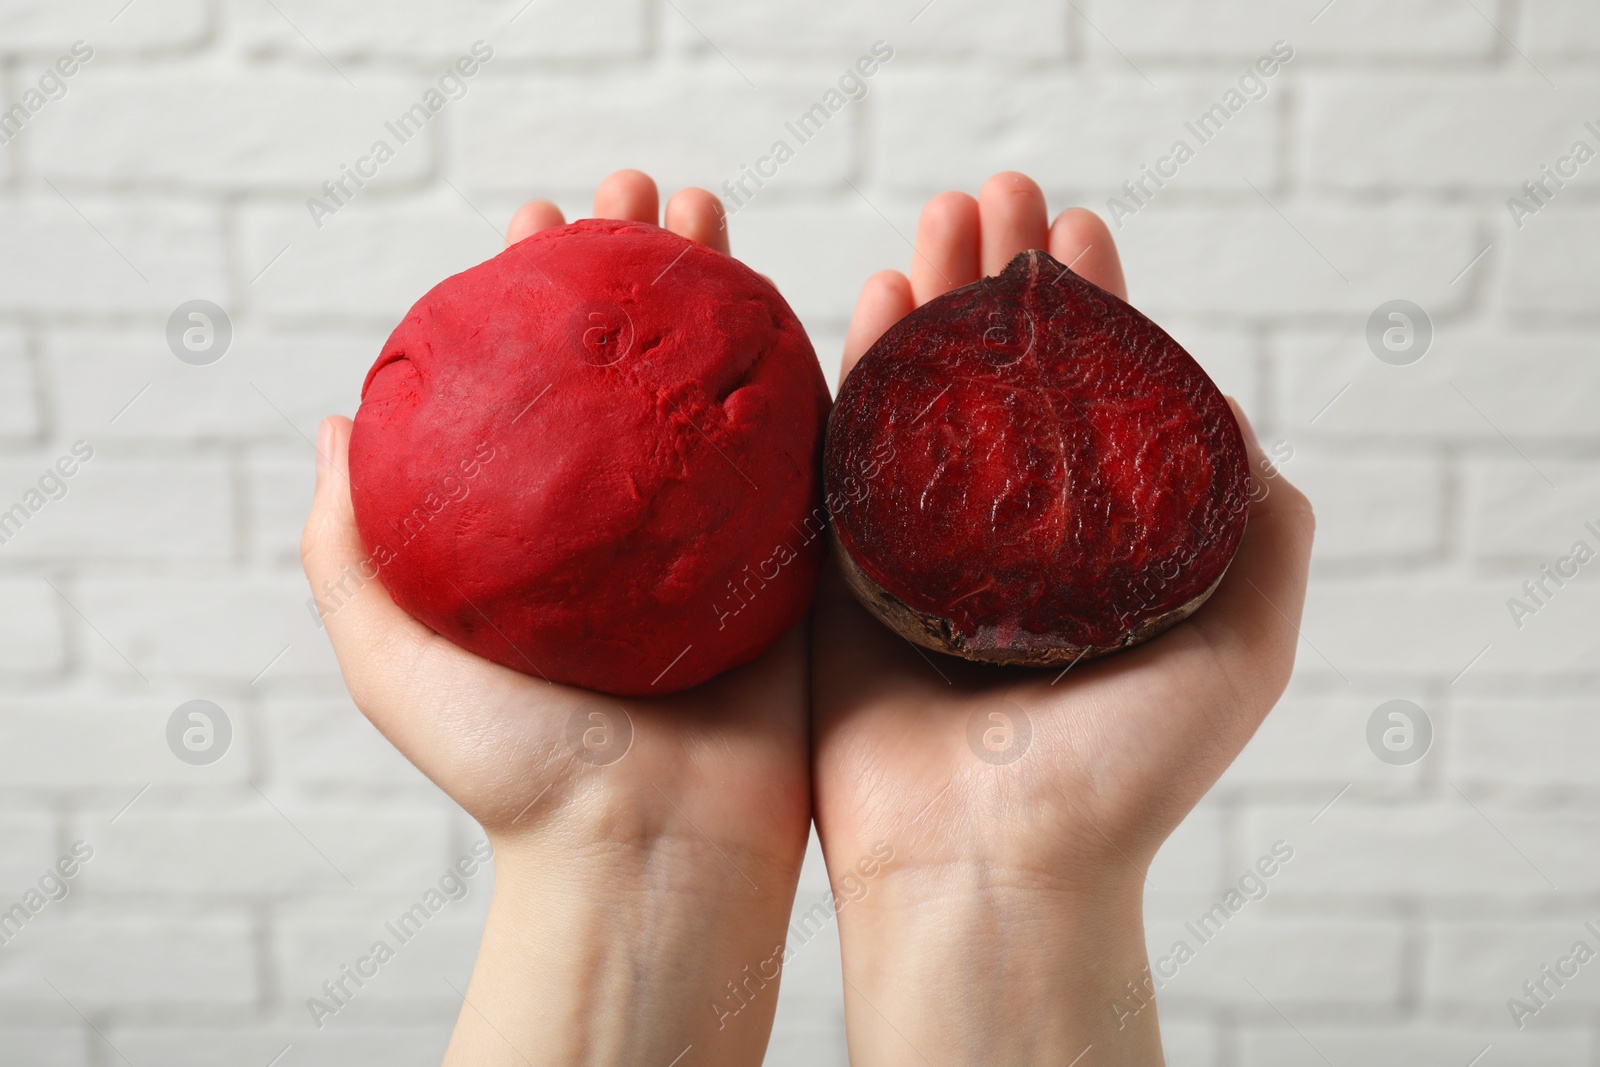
[[813, 172, 1314, 1066], [300, 169, 1313, 1066]]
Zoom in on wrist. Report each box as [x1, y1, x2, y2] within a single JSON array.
[[834, 862, 1160, 1067], [445, 816, 804, 1066]]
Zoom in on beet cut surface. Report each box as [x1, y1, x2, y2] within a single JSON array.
[[825, 250, 1250, 666]]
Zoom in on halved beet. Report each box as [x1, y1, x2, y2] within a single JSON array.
[[825, 249, 1250, 667]]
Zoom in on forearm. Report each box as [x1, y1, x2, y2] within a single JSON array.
[[834, 866, 1162, 1067], [445, 834, 801, 1067]]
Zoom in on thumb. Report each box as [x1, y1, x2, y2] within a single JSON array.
[[300, 416, 440, 708], [1187, 398, 1316, 716], [301, 417, 584, 811]]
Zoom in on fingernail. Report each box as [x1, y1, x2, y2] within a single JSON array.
[[315, 418, 333, 488]]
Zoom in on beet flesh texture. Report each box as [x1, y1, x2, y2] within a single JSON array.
[[826, 250, 1249, 666], [350, 219, 831, 696]]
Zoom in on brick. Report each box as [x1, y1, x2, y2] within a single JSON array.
[[276, 905, 484, 1015], [1114, 207, 1475, 318], [0, 697, 251, 788], [1507, 208, 1600, 316], [113, 1026, 450, 1067], [1221, 689, 1427, 790], [0, 328, 40, 441], [0, 1029, 84, 1067], [1306, 577, 1600, 678], [1426, 919, 1600, 1005], [75, 575, 339, 684], [730, 201, 921, 329], [33, 71, 432, 192], [873, 72, 1280, 194], [240, 199, 500, 321], [1464, 459, 1600, 562], [1143, 917, 1403, 1006], [1287, 452, 1444, 561], [1276, 329, 1600, 441], [1453, 698, 1600, 790], [1148, 804, 1226, 899], [665, 0, 1066, 59], [247, 451, 315, 564], [1240, 1025, 1587, 1067], [0, 915, 254, 1008], [1242, 802, 1600, 894], [1526, 0, 1600, 55], [451, 71, 853, 197], [0, 0, 207, 52], [1491, 578, 1600, 667], [779, 830, 846, 1017], [0, 454, 230, 561], [232, 0, 645, 60], [46, 326, 375, 443], [0, 579, 66, 677], [774, 910, 843, 1017], [263, 699, 432, 789], [0, 814, 57, 891], [1305, 76, 1599, 189], [767, 1016, 847, 1067], [1308, 577, 1493, 679], [1089, 0, 1491, 58], [793, 827, 831, 901], [0, 197, 224, 316], [1156, 1020, 1217, 1067], [83, 806, 452, 894]]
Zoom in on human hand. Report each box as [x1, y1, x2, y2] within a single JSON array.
[[301, 170, 810, 1067], [811, 172, 1315, 1066]]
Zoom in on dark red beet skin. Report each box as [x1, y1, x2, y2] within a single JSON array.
[[826, 250, 1249, 666], [349, 219, 831, 696]]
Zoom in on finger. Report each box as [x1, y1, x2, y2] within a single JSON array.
[[841, 270, 914, 381], [301, 417, 455, 706], [1049, 207, 1127, 301], [1188, 399, 1316, 712], [978, 171, 1049, 277], [297, 415, 515, 751], [592, 169, 659, 224], [505, 200, 565, 249], [910, 191, 980, 306], [303, 418, 592, 818], [664, 186, 731, 256]]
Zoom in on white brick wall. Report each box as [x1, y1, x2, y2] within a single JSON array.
[[0, 0, 209, 53], [1239, 1026, 1591, 1067], [227, 0, 648, 60], [1304, 77, 1600, 190], [0, 326, 40, 441], [1088, 0, 1494, 59], [1526, 0, 1600, 55], [1507, 208, 1600, 315], [872, 73, 1281, 193], [34, 72, 438, 192], [2, 1, 1598, 1063], [0, 199, 224, 315]]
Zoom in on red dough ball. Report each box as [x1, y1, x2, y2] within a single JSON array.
[[349, 219, 831, 696], [826, 249, 1249, 666]]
